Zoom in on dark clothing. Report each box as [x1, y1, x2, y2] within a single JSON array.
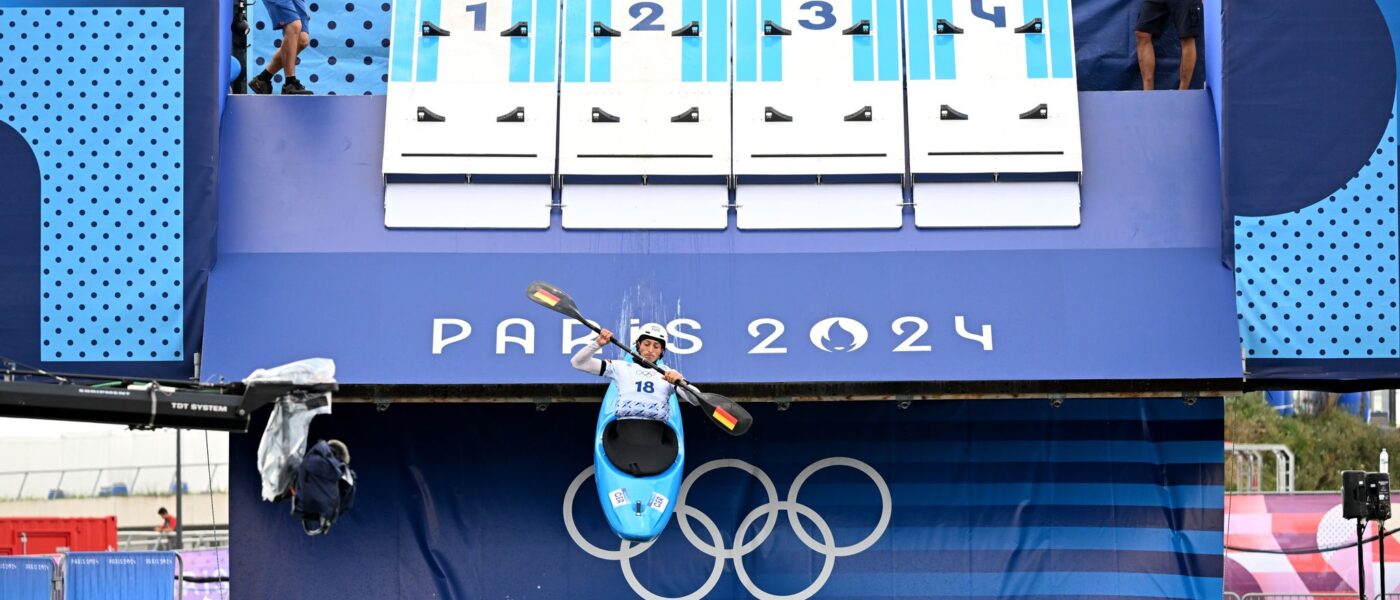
[[1136, 0, 1203, 39], [293, 440, 356, 535]]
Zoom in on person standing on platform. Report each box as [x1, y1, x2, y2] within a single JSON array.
[[1134, 0, 1203, 91], [248, 0, 314, 95], [155, 507, 178, 550]]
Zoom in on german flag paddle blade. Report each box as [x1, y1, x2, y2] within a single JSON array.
[[526, 281, 585, 321], [699, 392, 752, 436]]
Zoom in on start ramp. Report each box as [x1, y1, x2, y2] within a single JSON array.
[[376, 0, 1089, 231], [382, 0, 560, 228], [905, 0, 1082, 228], [732, 0, 906, 229], [556, 0, 732, 229]]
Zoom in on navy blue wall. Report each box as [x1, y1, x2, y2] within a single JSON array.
[[231, 398, 1224, 599], [1074, 0, 1204, 91]]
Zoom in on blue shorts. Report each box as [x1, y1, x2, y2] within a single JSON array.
[[263, 0, 311, 32]]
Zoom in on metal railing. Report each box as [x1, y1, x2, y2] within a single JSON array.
[[1236, 594, 1395, 600], [1226, 443, 1296, 493], [118, 529, 229, 551], [1238, 595, 1357, 600], [0, 463, 228, 500]]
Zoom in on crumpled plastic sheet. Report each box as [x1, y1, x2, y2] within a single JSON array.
[[243, 357, 337, 386], [256, 390, 333, 501]]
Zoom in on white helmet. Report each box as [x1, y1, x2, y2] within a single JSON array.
[[635, 322, 668, 352]]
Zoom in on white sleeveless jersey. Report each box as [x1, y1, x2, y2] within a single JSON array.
[[603, 360, 674, 421]]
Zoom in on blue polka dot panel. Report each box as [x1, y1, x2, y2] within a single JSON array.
[[1235, 103, 1400, 360], [0, 7, 185, 362], [249, 1, 392, 95]]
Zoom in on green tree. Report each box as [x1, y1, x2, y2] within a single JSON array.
[[1226, 393, 1398, 491]]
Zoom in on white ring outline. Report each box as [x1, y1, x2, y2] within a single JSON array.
[[786, 457, 892, 557], [619, 506, 727, 600], [732, 501, 837, 600], [562, 457, 890, 600], [563, 466, 654, 560], [675, 459, 780, 559]]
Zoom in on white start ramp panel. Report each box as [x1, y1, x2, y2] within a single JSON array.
[[382, 0, 560, 227], [732, 0, 905, 178], [383, 0, 561, 177], [560, 184, 729, 229], [905, 0, 1082, 228], [557, 0, 731, 178], [736, 184, 903, 229], [912, 180, 1079, 228], [556, 0, 730, 229], [384, 183, 553, 229], [731, 0, 905, 229], [904, 0, 1082, 175]]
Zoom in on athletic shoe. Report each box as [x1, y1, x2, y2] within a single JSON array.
[[281, 79, 313, 95], [248, 76, 272, 95]]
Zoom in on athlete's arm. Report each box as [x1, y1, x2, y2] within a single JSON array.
[[571, 331, 609, 376]]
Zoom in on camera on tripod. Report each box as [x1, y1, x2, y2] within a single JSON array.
[[1343, 470, 1391, 521]]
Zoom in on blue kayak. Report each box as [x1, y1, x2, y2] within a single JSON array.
[[593, 358, 685, 542]]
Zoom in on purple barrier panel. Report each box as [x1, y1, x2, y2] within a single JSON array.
[[177, 548, 229, 600]]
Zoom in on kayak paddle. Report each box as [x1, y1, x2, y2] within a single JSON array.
[[527, 280, 752, 436]]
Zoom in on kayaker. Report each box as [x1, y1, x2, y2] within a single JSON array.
[[571, 323, 685, 421]]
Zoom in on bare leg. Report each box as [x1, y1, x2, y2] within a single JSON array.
[[1178, 36, 1197, 90], [280, 20, 303, 78], [268, 31, 308, 75], [1136, 31, 1156, 90], [266, 45, 285, 75]]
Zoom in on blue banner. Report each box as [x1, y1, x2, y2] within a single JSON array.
[[230, 399, 1225, 599], [1227, 0, 1400, 382], [0, 0, 223, 379], [0, 557, 54, 600], [205, 249, 1239, 385], [65, 552, 176, 600]]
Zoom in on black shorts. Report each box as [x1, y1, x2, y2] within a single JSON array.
[[1136, 0, 1203, 39]]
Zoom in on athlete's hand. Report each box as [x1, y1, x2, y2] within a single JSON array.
[[664, 370, 683, 385], [596, 329, 613, 345]]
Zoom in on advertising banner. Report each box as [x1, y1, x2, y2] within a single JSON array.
[[206, 249, 1239, 385], [65, 552, 176, 600]]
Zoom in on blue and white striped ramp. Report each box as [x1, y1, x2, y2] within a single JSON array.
[[382, 0, 559, 229], [906, 0, 1083, 228]]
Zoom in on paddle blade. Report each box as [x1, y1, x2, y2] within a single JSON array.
[[526, 281, 583, 320], [698, 393, 752, 436]]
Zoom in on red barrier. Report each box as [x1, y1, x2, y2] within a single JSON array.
[[0, 517, 118, 555]]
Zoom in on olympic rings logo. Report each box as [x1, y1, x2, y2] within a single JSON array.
[[563, 457, 891, 600]]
